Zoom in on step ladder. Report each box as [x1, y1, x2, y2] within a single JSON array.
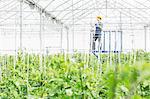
[[90, 29, 102, 58]]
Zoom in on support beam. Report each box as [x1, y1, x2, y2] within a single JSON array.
[[24, 0, 68, 29]]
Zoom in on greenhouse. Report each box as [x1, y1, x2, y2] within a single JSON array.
[[0, 0, 150, 98]]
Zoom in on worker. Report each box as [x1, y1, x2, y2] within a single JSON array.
[[94, 16, 103, 41], [92, 16, 103, 52]]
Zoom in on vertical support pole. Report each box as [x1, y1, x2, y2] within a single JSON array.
[[88, 29, 93, 67], [131, 34, 134, 50], [39, 12, 43, 72], [0, 62, 1, 81], [98, 37, 102, 75], [14, 14, 17, 70], [103, 31, 105, 51], [144, 26, 147, 51], [98, 36, 101, 52], [90, 30, 92, 51], [20, 0, 23, 50], [109, 31, 111, 65], [90, 29, 94, 51], [119, 12, 123, 66], [120, 12, 123, 52], [119, 31, 123, 65], [66, 28, 69, 61], [120, 31, 123, 52], [60, 25, 63, 52], [27, 51, 29, 98], [72, 0, 74, 51], [109, 31, 111, 53], [92, 32, 95, 52], [40, 13, 42, 55], [67, 28, 69, 53], [114, 31, 117, 52], [106, 0, 107, 17], [129, 9, 134, 51]]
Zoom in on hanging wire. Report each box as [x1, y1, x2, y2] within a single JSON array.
[[66, 1, 105, 25], [43, 0, 56, 10], [60, 0, 92, 20], [51, 0, 70, 11], [56, 0, 84, 17], [106, 1, 147, 23], [130, 0, 150, 17], [118, 0, 149, 22], [0, 5, 29, 24], [0, 0, 15, 9]]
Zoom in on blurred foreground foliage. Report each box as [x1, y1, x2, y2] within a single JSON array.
[[0, 50, 150, 99]]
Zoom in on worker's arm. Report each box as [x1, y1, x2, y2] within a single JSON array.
[[99, 22, 103, 31]]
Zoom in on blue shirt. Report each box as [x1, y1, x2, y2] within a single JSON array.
[[95, 21, 103, 35]]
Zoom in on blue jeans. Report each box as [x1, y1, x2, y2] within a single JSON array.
[[94, 30, 101, 41]]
